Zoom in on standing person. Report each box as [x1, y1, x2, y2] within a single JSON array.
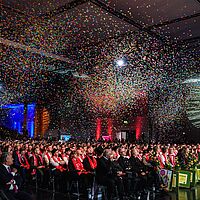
[[0, 152, 32, 200]]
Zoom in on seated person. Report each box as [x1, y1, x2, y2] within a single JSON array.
[[129, 147, 148, 191], [96, 148, 115, 200], [0, 152, 32, 200], [29, 148, 46, 187]]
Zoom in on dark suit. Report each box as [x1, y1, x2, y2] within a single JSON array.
[[129, 156, 145, 176], [0, 164, 32, 200], [13, 151, 21, 170], [111, 160, 126, 198], [129, 156, 147, 192], [118, 156, 131, 172], [96, 157, 115, 200]]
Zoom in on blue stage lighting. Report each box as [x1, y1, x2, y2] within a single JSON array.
[[1, 103, 36, 137]]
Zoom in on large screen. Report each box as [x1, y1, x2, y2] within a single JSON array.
[[60, 134, 71, 141], [185, 78, 200, 129]]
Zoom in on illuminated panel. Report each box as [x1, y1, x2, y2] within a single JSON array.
[[0, 103, 36, 137], [96, 118, 101, 140], [135, 116, 142, 140], [1, 104, 24, 134], [41, 108, 50, 136], [27, 104, 36, 138], [107, 118, 113, 140], [185, 78, 200, 129]]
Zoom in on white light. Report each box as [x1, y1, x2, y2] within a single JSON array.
[[183, 78, 200, 83], [117, 59, 124, 67]]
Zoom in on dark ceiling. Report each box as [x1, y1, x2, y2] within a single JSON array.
[[1, 0, 200, 105], [0, 0, 200, 137], [1, 0, 200, 59]]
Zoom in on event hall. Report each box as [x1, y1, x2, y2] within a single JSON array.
[[0, 0, 200, 200]]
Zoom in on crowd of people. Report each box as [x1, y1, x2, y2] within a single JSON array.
[[0, 138, 200, 200]]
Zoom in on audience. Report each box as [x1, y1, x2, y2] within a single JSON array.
[[0, 136, 200, 200]]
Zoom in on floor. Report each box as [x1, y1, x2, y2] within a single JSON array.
[[26, 184, 200, 200]]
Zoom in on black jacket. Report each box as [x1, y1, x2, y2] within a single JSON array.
[[118, 156, 131, 172], [129, 156, 145, 175], [83, 156, 96, 172], [0, 164, 16, 190], [96, 156, 113, 180]]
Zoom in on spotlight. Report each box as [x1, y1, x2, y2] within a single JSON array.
[[183, 77, 200, 84], [116, 57, 127, 67], [117, 59, 124, 67]]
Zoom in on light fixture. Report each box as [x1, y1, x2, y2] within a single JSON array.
[[117, 59, 124, 67], [53, 69, 90, 79], [183, 77, 200, 84], [116, 57, 127, 67]]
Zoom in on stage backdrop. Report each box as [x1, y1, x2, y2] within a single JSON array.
[[0, 103, 36, 137]]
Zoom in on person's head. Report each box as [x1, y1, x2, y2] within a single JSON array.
[[52, 149, 59, 157], [95, 146, 104, 157], [61, 145, 66, 153], [28, 145, 32, 151], [20, 148, 26, 155], [87, 146, 94, 155], [76, 147, 82, 156], [111, 150, 117, 160], [1, 152, 13, 166], [169, 147, 174, 154], [103, 148, 112, 159], [119, 147, 127, 157], [131, 146, 139, 157], [65, 148, 71, 155], [69, 151, 77, 159], [34, 148, 40, 155]]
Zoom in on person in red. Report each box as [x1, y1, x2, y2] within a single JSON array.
[[29, 148, 45, 188], [159, 147, 169, 169], [44, 145, 52, 168], [49, 149, 67, 192], [168, 147, 176, 168], [50, 149, 66, 172], [68, 150, 89, 194], [83, 146, 97, 173], [17, 148, 30, 184], [30, 148, 45, 173], [61, 148, 71, 168], [83, 146, 97, 189], [13, 146, 21, 171], [76, 147, 85, 163], [18, 148, 30, 170], [69, 151, 87, 176]]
